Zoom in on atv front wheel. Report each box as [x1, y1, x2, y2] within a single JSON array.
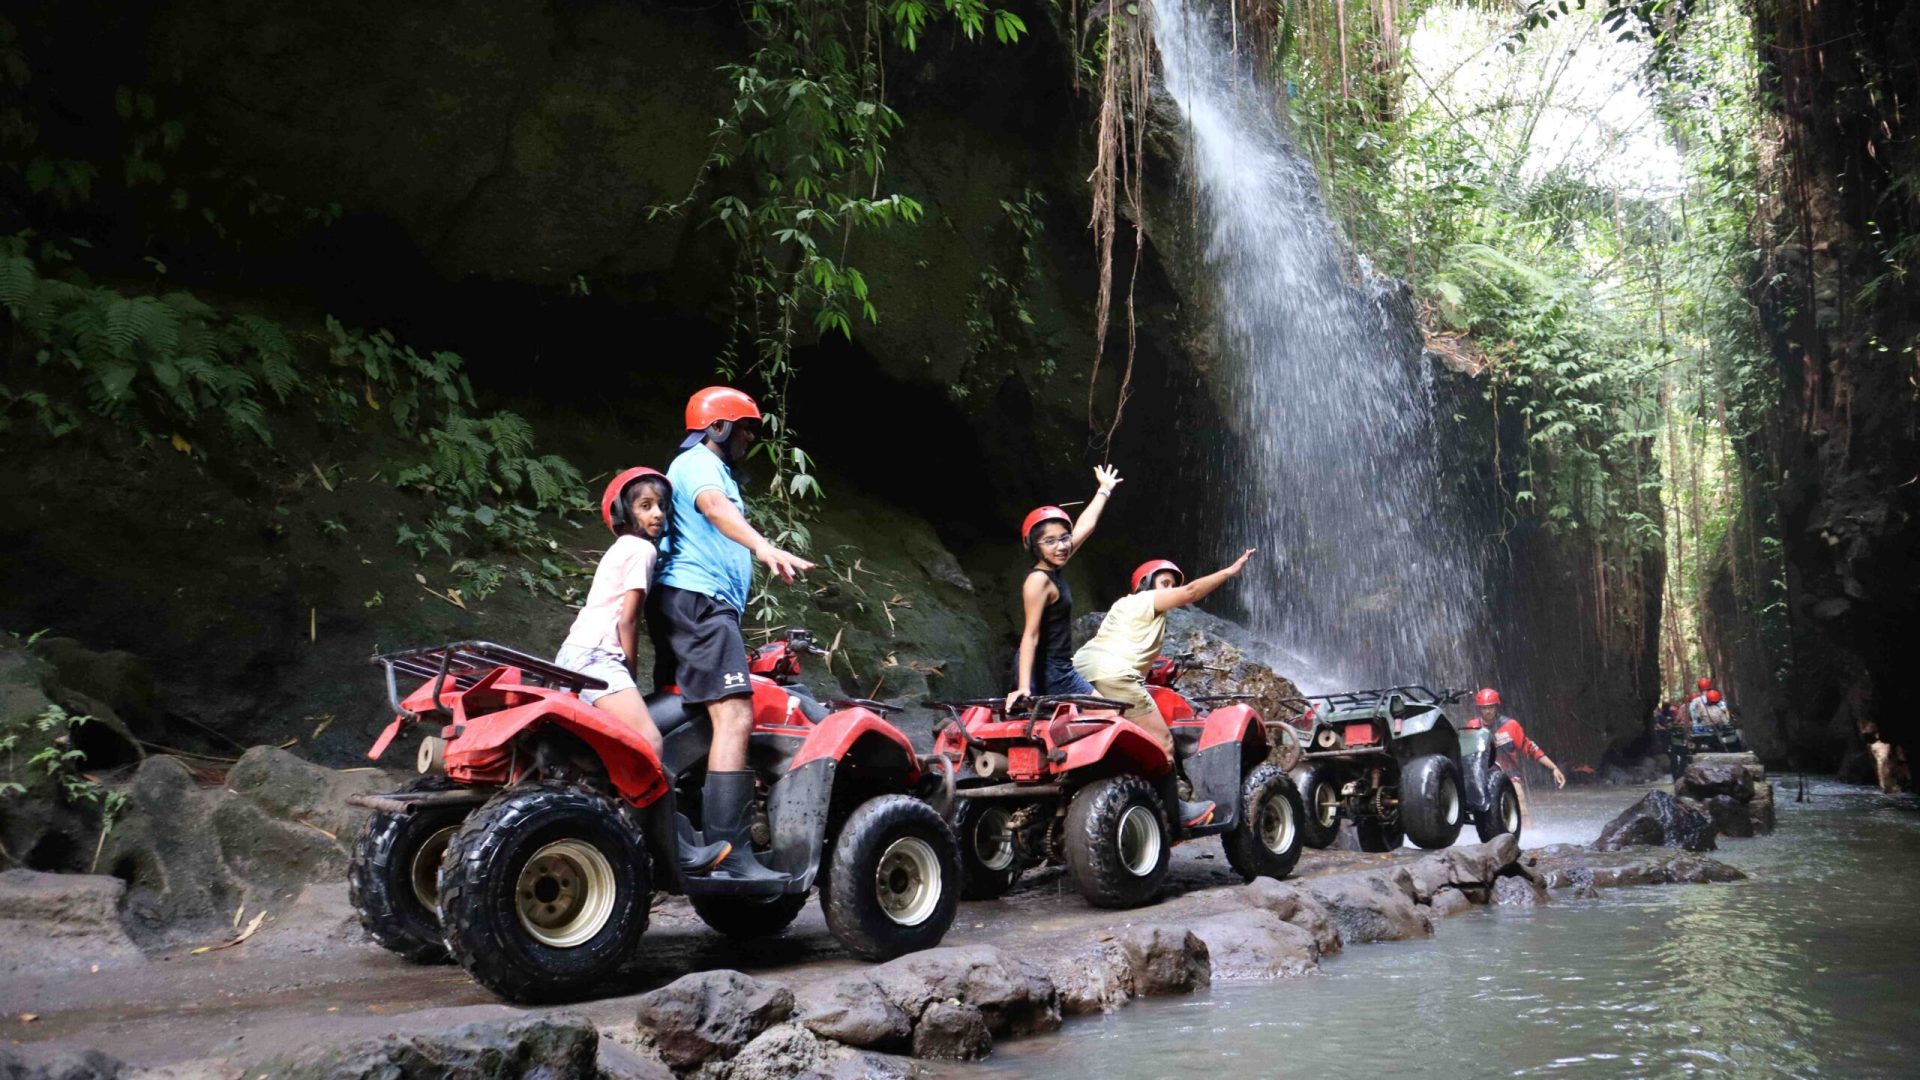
[[822, 795, 961, 961], [1065, 774, 1171, 908], [690, 892, 809, 940], [1401, 754, 1465, 850], [1222, 764, 1305, 882], [1476, 772, 1523, 844], [1291, 763, 1342, 849], [956, 797, 1027, 900], [348, 775, 470, 963], [438, 784, 651, 1003]]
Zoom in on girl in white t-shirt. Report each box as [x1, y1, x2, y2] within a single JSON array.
[[555, 467, 672, 753]]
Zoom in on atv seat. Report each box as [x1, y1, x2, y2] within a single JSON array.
[[645, 690, 708, 739]]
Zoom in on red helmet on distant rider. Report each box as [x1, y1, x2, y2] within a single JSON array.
[[1131, 559, 1185, 592], [1020, 506, 1072, 551], [601, 466, 668, 535], [1474, 687, 1501, 707], [682, 386, 762, 449], [1697, 677, 1712, 691], [1707, 690, 1722, 704]]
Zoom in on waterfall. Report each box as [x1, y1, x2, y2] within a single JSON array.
[[1154, 0, 1488, 690]]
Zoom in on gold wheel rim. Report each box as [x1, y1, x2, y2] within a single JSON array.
[[1118, 804, 1163, 876], [514, 839, 618, 948], [876, 837, 942, 926], [410, 825, 458, 914]]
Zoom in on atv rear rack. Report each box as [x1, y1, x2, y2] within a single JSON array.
[[372, 640, 608, 718], [1275, 684, 1469, 725]]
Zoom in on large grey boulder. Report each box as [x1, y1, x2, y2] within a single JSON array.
[[1113, 924, 1211, 996], [793, 977, 913, 1051], [634, 970, 794, 1071], [867, 944, 1060, 1037], [265, 1016, 598, 1079], [1186, 909, 1319, 978], [0, 870, 143, 972], [1301, 867, 1433, 943], [1241, 878, 1342, 955], [1592, 791, 1718, 852]]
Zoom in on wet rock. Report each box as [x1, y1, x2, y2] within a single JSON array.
[[868, 944, 1059, 1036], [794, 977, 912, 1050], [0, 1047, 128, 1080], [910, 1002, 993, 1061], [225, 745, 382, 839], [1429, 886, 1474, 917], [634, 970, 794, 1070], [1592, 791, 1718, 852], [267, 1015, 598, 1079], [1676, 762, 1756, 802], [1405, 839, 1511, 903], [0, 869, 144, 972], [1302, 867, 1432, 943], [1241, 878, 1341, 955], [1530, 844, 1746, 888], [1114, 924, 1211, 995], [1042, 939, 1133, 1015], [93, 756, 242, 944], [1749, 783, 1777, 835], [1704, 794, 1756, 838], [714, 1022, 913, 1080], [1186, 909, 1319, 978], [1491, 870, 1550, 907]]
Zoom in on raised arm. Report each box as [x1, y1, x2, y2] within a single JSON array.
[[1152, 549, 1256, 614], [1067, 465, 1123, 547], [695, 488, 815, 583]]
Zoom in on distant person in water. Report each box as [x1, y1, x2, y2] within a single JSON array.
[[1005, 465, 1123, 711], [1473, 687, 1566, 828]]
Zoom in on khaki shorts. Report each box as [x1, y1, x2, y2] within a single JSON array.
[[1082, 672, 1170, 753]]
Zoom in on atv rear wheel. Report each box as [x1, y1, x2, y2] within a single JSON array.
[[1355, 813, 1405, 852], [1222, 764, 1305, 882], [348, 775, 469, 964], [438, 784, 651, 1003], [1291, 763, 1342, 849], [1065, 774, 1170, 909], [1401, 754, 1465, 850], [956, 797, 1027, 900], [690, 892, 809, 940], [822, 795, 961, 961], [1476, 772, 1523, 844]]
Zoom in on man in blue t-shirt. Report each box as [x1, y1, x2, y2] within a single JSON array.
[[649, 386, 813, 881]]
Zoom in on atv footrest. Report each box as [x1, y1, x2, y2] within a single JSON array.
[[348, 789, 492, 815], [682, 871, 805, 898]]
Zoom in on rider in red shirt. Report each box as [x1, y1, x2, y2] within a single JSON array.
[[1474, 688, 1565, 827]]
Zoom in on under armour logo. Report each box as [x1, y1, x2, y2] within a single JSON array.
[[722, 672, 747, 687]]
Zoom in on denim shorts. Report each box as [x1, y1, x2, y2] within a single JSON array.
[[1037, 656, 1094, 696], [553, 643, 637, 704]]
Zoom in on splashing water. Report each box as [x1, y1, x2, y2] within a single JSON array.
[[1154, 0, 1487, 690]]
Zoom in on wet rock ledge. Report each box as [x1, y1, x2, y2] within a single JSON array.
[[0, 835, 1745, 1079]]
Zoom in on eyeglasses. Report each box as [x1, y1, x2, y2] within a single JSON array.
[[1036, 535, 1072, 549]]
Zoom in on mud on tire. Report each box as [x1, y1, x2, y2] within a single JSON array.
[[822, 795, 961, 961], [690, 892, 809, 939], [1065, 774, 1170, 909], [1222, 764, 1305, 882], [1401, 754, 1465, 850], [347, 775, 469, 964], [1476, 772, 1523, 844], [955, 796, 1026, 900], [437, 784, 650, 1004], [1291, 762, 1342, 849]]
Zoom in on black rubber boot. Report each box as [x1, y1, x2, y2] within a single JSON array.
[[699, 770, 787, 882], [674, 813, 731, 875], [1177, 799, 1216, 828]]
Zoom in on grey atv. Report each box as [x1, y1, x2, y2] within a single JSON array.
[[1285, 686, 1520, 851]]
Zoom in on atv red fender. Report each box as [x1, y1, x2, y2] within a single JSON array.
[[1195, 702, 1266, 753], [1050, 714, 1174, 779], [1149, 684, 1197, 724], [789, 706, 922, 779], [445, 693, 670, 807]]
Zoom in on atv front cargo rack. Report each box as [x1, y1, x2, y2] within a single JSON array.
[[1274, 684, 1468, 725], [372, 640, 608, 718]]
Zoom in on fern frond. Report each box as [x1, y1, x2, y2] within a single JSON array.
[[0, 254, 36, 312]]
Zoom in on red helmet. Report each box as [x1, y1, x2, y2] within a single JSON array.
[[1697, 677, 1712, 691], [1707, 690, 1722, 704], [1474, 687, 1500, 707], [685, 386, 762, 432], [601, 466, 667, 535], [1020, 506, 1072, 548], [1131, 559, 1185, 592]]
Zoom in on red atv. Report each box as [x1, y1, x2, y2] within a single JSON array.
[[347, 629, 960, 1003], [935, 654, 1303, 908]]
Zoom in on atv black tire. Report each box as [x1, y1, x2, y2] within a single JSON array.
[[1065, 774, 1170, 909], [956, 797, 1026, 900], [1222, 764, 1306, 882], [1401, 754, 1465, 850], [821, 795, 961, 961], [689, 892, 810, 939], [1476, 772, 1523, 844], [1356, 813, 1405, 852], [347, 775, 469, 963], [438, 784, 651, 1004], [1291, 762, 1342, 849]]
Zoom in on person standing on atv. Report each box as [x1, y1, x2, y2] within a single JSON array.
[[650, 386, 814, 882], [1071, 551, 1257, 826], [1004, 465, 1124, 711], [1473, 688, 1566, 828]]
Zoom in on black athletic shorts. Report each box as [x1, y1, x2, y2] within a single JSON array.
[[646, 585, 752, 704]]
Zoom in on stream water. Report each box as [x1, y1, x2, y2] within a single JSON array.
[[981, 780, 1920, 1077]]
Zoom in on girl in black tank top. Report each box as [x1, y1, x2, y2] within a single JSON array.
[[1007, 466, 1123, 709]]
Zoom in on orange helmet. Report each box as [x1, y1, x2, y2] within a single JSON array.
[[1020, 506, 1072, 550], [1131, 559, 1185, 592], [682, 386, 762, 449], [1707, 690, 1722, 704], [1697, 677, 1712, 691], [1474, 687, 1500, 707], [601, 467, 667, 535]]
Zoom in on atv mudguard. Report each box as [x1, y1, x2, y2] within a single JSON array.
[[760, 707, 923, 893], [1053, 715, 1175, 779], [444, 689, 671, 807], [1457, 727, 1501, 817], [1173, 703, 1267, 831]]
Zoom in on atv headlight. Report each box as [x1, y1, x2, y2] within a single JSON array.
[[1314, 727, 1341, 750]]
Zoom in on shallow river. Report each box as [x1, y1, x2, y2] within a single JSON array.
[[982, 779, 1920, 1078]]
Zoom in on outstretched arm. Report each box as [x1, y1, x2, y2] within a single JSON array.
[[1067, 465, 1123, 547], [1152, 549, 1257, 614], [1524, 735, 1566, 788], [695, 488, 815, 583]]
